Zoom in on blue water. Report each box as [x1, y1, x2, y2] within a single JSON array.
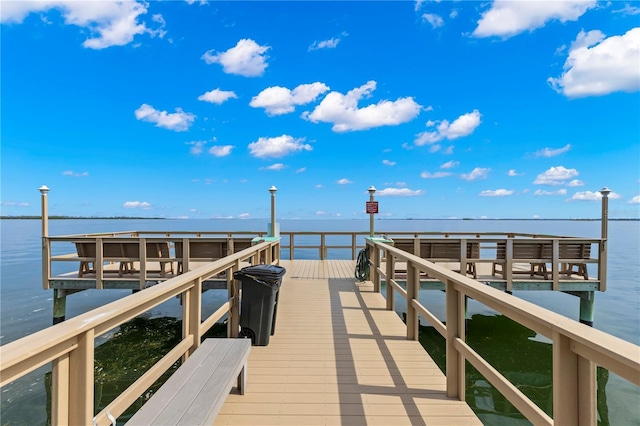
[[1, 219, 639, 424]]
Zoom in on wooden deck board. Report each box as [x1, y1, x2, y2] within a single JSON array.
[[216, 260, 481, 425]]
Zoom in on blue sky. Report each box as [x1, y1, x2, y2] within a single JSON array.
[[2, 1, 639, 220]]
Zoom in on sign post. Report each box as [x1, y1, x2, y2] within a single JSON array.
[[367, 186, 377, 237]]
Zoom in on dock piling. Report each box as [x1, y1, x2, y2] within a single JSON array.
[[53, 289, 67, 325]]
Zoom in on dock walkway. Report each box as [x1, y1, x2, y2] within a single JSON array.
[[216, 260, 481, 425]]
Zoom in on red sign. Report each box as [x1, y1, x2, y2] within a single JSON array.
[[366, 201, 379, 214]]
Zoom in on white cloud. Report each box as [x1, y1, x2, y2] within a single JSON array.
[[202, 39, 270, 77], [422, 13, 444, 29], [440, 160, 459, 169], [508, 169, 523, 176], [238, 213, 250, 218], [135, 104, 195, 131], [415, 0, 424, 12], [123, 201, 152, 209], [569, 191, 622, 201], [449, 10, 459, 19], [315, 184, 323, 189], [534, 143, 571, 157], [296, 167, 306, 173], [62, 170, 88, 177], [376, 188, 424, 197], [479, 189, 515, 197], [261, 163, 286, 171], [613, 4, 640, 15], [1, 201, 30, 207], [629, 195, 640, 204], [248, 135, 312, 159], [198, 88, 238, 104], [548, 28, 640, 98], [534, 166, 579, 185], [420, 171, 452, 179], [303, 81, 421, 132], [534, 189, 568, 196], [414, 110, 481, 145], [473, 0, 596, 39], [0, 1, 163, 49], [209, 145, 234, 157], [461, 167, 490, 181], [337, 178, 353, 185], [187, 141, 206, 155], [567, 179, 585, 187], [309, 33, 347, 51], [250, 82, 329, 116], [382, 160, 396, 166]]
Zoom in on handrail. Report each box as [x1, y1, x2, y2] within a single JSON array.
[[1, 239, 280, 426], [367, 238, 639, 425]]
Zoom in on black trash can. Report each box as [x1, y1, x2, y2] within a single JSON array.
[[233, 264, 286, 346]]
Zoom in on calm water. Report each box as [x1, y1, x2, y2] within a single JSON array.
[[1, 219, 639, 424]]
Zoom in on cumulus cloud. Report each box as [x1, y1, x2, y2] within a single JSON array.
[[461, 167, 490, 181], [337, 178, 353, 185], [0, 1, 164, 49], [209, 145, 234, 157], [534, 143, 571, 157], [441, 161, 459, 169], [198, 88, 238, 104], [548, 28, 640, 98], [309, 33, 347, 51], [303, 81, 421, 132], [508, 169, 523, 176], [414, 110, 481, 145], [420, 171, 452, 178], [629, 195, 640, 204], [187, 141, 206, 155], [202, 39, 270, 77], [261, 163, 286, 171], [248, 135, 312, 159], [382, 160, 396, 166], [479, 189, 515, 197], [376, 188, 424, 197], [473, 0, 596, 39], [123, 201, 152, 209], [569, 191, 621, 201], [535, 189, 568, 196], [422, 13, 444, 28], [62, 170, 88, 177], [250, 82, 329, 116], [135, 104, 195, 131], [567, 179, 585, 187], [534, 166, 579, 185]]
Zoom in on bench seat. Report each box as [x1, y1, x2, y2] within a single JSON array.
[[127, 338, 251, 425]]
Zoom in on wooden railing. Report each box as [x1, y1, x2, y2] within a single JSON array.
[[366, 238, 639, 425], [1, 239, 280, 426]]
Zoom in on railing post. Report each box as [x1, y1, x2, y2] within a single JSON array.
[[371, 245, 380, 292], [446, 279, 465, 400], [552, 239, 559, 290], [290, 234, 295, 260], [553, 331, 579, 425], [139, 237, 147, 290], [96, 238, 104, 289], [229, 259, 241, 338], [598, 187, 610, 291], [39, 186, 51, 290], [320, 233, 326, 260], [352, 233, 357, 260], [51, 353, 70, 425], [406, 263, 418, 340], [183, 278, 202, 358], [386, 251, 395, 311], [579, 356, 597, 425], [68, 329, 95, 426], [505, 239, 513, 292]]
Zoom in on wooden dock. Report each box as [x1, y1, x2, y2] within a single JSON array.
[[217, 260, 481, 425]]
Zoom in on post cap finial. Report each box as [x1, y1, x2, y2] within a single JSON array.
[[599, 187, 611, 197], [269, 185, 278, 194], [368, 185, 376, 194], [38, 185, 50, 194]]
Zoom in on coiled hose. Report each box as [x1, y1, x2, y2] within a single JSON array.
[[354, 248, 370, 282]]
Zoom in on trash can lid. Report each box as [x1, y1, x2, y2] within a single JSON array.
[[238, 264, 286, 279]]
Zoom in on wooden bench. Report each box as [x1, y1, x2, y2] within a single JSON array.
[[174, 238, 254, 274], [492, 240, 552, 279], [127, 338, 251, 425], [559, 242, 591, 280], [392, 238, 479, 278], [75, 241, 173, 278]]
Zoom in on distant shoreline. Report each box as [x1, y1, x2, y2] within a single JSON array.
[[1, 216, 638, 221]]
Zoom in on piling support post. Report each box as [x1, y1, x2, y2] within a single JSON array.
[[579, 291, 595, 327], [53, 289, 67, 325]]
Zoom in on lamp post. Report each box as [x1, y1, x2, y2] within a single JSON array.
[[39, 185, 50, 238], [368, 186, 376, 238], [269, 186, 277, 238], [599, 187, 611, 241]]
